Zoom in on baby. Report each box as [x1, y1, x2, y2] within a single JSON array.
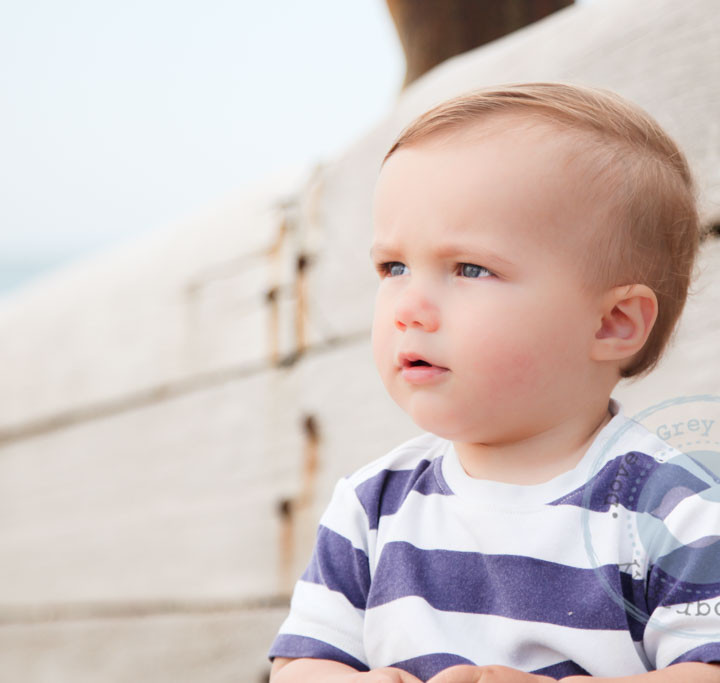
[[267, 83, 720, 682]]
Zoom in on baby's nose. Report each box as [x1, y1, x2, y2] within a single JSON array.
[[394, 287, 439, 332]]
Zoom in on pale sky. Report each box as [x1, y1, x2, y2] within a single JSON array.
[[0, 0, 403, 296]]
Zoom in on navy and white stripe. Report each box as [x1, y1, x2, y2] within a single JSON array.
[[269, 402, 720, 679]]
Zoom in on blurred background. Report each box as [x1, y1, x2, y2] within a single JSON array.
[[1, 0, 719, 681], [0, 0, 403, 298]]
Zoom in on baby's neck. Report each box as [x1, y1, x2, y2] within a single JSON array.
[[452, 402, 613, 486]]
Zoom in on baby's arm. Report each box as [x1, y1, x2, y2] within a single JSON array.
[[421, 662, 720, 682], [559, 661, 720, 682], [270, 658, 720, 683], [270, 656, 422, 682]]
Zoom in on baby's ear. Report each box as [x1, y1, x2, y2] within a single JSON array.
[[590, 284, 658, 363]]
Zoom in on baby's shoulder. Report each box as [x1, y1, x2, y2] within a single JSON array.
[[344, 432, 451, 503], [334, 432, 451, 530], [344, 431, 449, 487], [320, 433, 450, 533], [589, 414, 720, 516]]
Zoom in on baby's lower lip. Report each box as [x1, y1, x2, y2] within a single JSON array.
[[400, 364, 449, 384]]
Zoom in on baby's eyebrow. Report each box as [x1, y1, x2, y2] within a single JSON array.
[[369, 244, 394, 260], [369, 242, 514, 269], [433, 243, 514, 268]]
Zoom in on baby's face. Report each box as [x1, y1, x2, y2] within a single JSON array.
[[370, 120, 609, 445]]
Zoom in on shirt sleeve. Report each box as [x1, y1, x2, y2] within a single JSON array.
[[641, 469, 720, 670], [268, 475, 372, 671]]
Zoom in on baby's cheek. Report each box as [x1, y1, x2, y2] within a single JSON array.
[[468, 338, 549, 401], [371, 306, 391, 368], [497, 348, 541, 391]]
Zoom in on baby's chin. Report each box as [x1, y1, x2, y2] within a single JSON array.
[[402, 403, 482, 442], [403, 402, 516, 445]]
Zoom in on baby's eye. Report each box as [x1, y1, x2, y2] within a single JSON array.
[[458, 263, 493, 278], [377, 261, 408, 277]]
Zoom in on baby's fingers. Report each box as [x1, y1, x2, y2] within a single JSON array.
[[427, 665, 485, 683], [352, 667, 423, 682], [428, 665, 556, 683]]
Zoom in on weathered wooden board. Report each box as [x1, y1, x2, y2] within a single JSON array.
[[0, 168, 318, 433], [0, 336, 418, 609], [0, 608, 286, 683]]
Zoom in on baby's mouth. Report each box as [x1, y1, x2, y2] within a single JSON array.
[[400, 361, 450, 384], [401, 358, 448, 371]]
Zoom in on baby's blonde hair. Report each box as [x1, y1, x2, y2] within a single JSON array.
[[381, 82, 701, 380]]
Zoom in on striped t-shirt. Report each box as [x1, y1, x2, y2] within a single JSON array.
[[269, 399, 720, 680]]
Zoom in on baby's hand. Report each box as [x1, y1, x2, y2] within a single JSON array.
[[350, 668, 423, 682], [427, 665, 556, 683]]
